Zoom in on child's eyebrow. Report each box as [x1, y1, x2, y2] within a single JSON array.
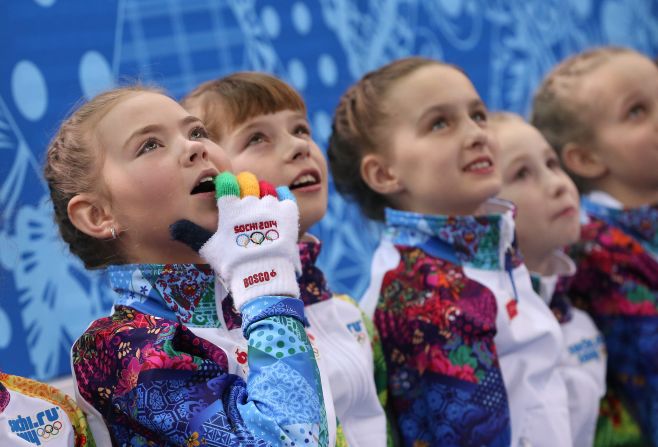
[[417, 99, 485, 122], [468, 99, 486, 109], [235, 111, 308, 133], [618, 90, 645, 110], [234, 120, 266, 134], [541, 146, 558, 158], [417, 104, 453, 123], [123, 116, 201, 148], [504, 153, 529, 168]]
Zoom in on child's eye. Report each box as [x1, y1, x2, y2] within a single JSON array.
[[246, 132, 266, 146], [138, 138, 162, 156], [546, 157, 562, 170], [514, 166, 530, 181], [190, 126, 208, 140], [472, 110, 487, 123], [294, 124, 311, 137], [431, 118, 448, 131], [627, 103, 647, 120]]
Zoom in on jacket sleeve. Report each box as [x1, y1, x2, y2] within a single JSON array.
[[568, 220, 658, 444], [373, 247, 511, 446], [0, 372, 96, 447], [555, 309, 607, 447], [73, 298, 327, 447], [359, 304, 399, 447]]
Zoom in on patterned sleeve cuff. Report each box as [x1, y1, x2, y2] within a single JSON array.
[[241, 296, 308, 337]]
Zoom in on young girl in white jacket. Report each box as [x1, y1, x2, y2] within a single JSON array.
[[491, 112, 606, 447], [329, 56, 571, 447]]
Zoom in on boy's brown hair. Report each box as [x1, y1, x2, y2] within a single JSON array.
[[327, 56, 451, 220], [530, 46, 635, 191], [181, 72, 306, 143]]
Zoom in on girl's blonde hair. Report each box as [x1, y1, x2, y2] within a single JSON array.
[[531, 46, 636, 191], [44, 85, 162, 268]]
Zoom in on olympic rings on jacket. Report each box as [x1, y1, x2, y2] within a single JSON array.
[[37, 420, 62, 437]]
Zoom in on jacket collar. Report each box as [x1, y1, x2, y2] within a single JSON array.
[[298, 237, 333, 305], [529, 250, 576, 305], [583, 191, 658, 255], [384, 198, 523, 270], [106, 240, 333, 328], [107, 264, 240, 328]]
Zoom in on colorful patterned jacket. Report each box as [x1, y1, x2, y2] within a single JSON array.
[[71, 264, 327, 447], [530, 251, 607, 447], [568, 192, 658, 446], [361, 199, 570, 447], [1, 371, 96, 446]]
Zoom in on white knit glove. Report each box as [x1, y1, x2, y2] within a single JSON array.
[[171, 171, 301, 309]]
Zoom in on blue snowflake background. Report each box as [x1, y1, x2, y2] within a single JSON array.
[[1, 0, 657, 380]]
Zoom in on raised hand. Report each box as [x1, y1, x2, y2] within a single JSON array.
[[171, 171, 301, 309]]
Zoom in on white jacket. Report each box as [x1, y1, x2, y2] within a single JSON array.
[[531, 251, 607, 447]]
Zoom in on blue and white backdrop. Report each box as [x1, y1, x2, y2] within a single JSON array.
[[1, 0, 657, 381]]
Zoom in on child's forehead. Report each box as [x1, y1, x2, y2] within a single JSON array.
[[239, 105, 305, 123], [496, 120, 554, 161], [388, 64, 472, 99], [95, 93, 191, 148], [572, 53, 655, 117], [384, 66, 480, 121]]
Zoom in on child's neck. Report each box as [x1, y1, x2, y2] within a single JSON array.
[[593, 178, 658, 208], [524, 250, 558, 277]]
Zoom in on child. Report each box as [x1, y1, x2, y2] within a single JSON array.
[[532, 46, 658, 445], [1, 371, 97, 446], [490, 112, 607, 447], [328, 56, 571, 446], [182, 72, 389, 447], [43, 86, 328, 446]]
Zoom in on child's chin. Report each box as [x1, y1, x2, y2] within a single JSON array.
[[484, 179, 503, 198], [556, 229, 581, 249], [299, 205, 326, 232]]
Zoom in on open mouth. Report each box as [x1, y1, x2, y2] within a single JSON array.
[[463, 157, 493, 172], [289, 171, 320, 190], [191, 176, 215, 195]]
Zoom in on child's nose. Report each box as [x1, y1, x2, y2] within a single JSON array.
[[182, 139, 209, 165], [463, 121, 488, 151], [548, 173, 569, 197], [287, 136, 311, 161]]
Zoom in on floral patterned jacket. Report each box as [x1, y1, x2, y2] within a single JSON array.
[[363, 199, 572, 447], [71, 264, 327, 447], [568, 192, 658, 446], [363, 202, 514, 447]]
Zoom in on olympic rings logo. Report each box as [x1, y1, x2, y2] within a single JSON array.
[[236, 229, 279, 247], [37, 420, 62, 438]]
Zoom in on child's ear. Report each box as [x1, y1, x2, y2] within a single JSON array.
[[67, 193, 116, 240], [562, 142, 608, 179], [360, 153, 403, 195]]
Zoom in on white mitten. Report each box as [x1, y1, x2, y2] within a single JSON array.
[[171, 171, 301, 309]]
